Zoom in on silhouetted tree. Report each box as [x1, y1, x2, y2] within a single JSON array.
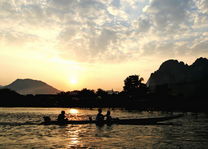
[[123, 75, 142, 92], [80, 88, 95, 97], [96, 88, 108, 98], [77, 88, 95, 106], [0, 88, 24, 106], [123, 75, 147, 98]]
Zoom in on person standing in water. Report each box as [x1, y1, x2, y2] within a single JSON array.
[[96, 108, 104, 123], [106, 110, 112, 123]]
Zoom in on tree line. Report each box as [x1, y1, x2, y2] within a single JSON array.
[[0, 75, 208, 111]]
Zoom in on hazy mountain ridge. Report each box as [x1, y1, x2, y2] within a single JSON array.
[[147, 57, 208, 96], [3, 79, 60, 95]]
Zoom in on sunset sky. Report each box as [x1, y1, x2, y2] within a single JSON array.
[[0, 0, 208, 91]]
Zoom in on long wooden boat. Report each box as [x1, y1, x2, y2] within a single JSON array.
[[40, 114, 183, 125]]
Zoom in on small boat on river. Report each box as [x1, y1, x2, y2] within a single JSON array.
[[40, 114, 183, 125]]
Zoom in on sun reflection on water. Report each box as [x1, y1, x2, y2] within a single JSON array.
[[69, 109, 79, 115], [66, 108, 80, 120], [66, 126, 83, 148]]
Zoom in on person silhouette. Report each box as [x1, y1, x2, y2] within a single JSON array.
[[105, 110, 112, 123], [43, 116, 51, 124], [96, 108, 104, 124], [57, 111, 68, 122]]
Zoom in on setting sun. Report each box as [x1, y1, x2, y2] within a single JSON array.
[[69, 78, 78, 85]]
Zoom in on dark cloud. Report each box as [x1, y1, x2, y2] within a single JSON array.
[[111, 0, 121, 8], [137, 17, 151, 32], [144, 0, 193, 32], [90, 29, 117, 52]]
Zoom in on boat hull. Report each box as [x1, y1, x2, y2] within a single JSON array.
[[40, 114, 183, 125]]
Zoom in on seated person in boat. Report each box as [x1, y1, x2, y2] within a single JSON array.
[[105, 110, 112, 123], [96, 108, 104, 123], [43, 116, 51, 124], [57, 111, 68, 122]]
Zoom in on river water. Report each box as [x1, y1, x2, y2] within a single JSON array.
[[0, 108, 208, 149]]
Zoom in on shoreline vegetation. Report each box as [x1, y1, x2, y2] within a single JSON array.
[[1, 57, 208, 112], [0, 80, 208, 112]]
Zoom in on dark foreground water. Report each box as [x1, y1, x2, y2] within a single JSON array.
[[0, 108, 208, 149]]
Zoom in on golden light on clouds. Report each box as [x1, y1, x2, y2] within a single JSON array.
[[0, 0, 207, 91]]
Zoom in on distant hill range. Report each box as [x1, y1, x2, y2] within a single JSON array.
[[2, 79, 61, 95], [147, 57, 208, 97]]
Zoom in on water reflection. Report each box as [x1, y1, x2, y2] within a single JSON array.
[[69, 109, 79, 115], [67, 126, 80, 148], [55, 125, 82, 148], [1, 108, 208, 148], [65, 108, 80, 120]]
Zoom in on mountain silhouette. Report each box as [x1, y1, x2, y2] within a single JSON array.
[[147, 57, 208, 97], [3, 79, 61, 95]]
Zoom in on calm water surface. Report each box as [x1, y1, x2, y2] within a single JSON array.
[[0, 108, 208, 149]]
